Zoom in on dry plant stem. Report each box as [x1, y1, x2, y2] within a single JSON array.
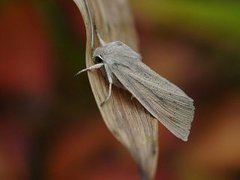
[[73, 0, 159, 179]]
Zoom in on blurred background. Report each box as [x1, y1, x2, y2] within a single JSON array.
[[0, 0, 240, 179]]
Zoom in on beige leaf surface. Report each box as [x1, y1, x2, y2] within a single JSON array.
[[73, 0, 159, 179]]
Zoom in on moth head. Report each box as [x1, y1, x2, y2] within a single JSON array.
[[93, 46, 105, 64], [93, 55, 103, 64]]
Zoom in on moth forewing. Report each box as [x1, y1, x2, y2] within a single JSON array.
[[109, 60, 194, 141]]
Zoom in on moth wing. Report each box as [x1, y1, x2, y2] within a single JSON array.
[[110, 61, 195, 141]]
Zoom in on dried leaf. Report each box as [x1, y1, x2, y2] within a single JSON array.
[[73, 0, 158, 179]]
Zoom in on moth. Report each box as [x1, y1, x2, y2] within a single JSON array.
[[76, 34, 195, 141]]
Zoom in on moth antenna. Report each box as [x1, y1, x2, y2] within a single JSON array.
[[96, 32, 106, 46], [74, 63, 104, 77]]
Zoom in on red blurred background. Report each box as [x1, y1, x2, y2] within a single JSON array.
[[0, 0, 240, 179]]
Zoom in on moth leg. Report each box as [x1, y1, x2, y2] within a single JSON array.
[[131, 94, 135, 100], [74, 63, 103, 77], [100, 82, 112, 106], [100, 67, 113, 106]]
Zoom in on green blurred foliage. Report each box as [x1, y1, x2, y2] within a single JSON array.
[[36, 0, 94, 111], [132, 0, 240, 45]]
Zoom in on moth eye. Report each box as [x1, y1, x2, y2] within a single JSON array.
[[94, 55, 103, 63]]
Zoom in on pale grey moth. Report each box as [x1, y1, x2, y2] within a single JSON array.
[[76, 34, 195, 141]]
